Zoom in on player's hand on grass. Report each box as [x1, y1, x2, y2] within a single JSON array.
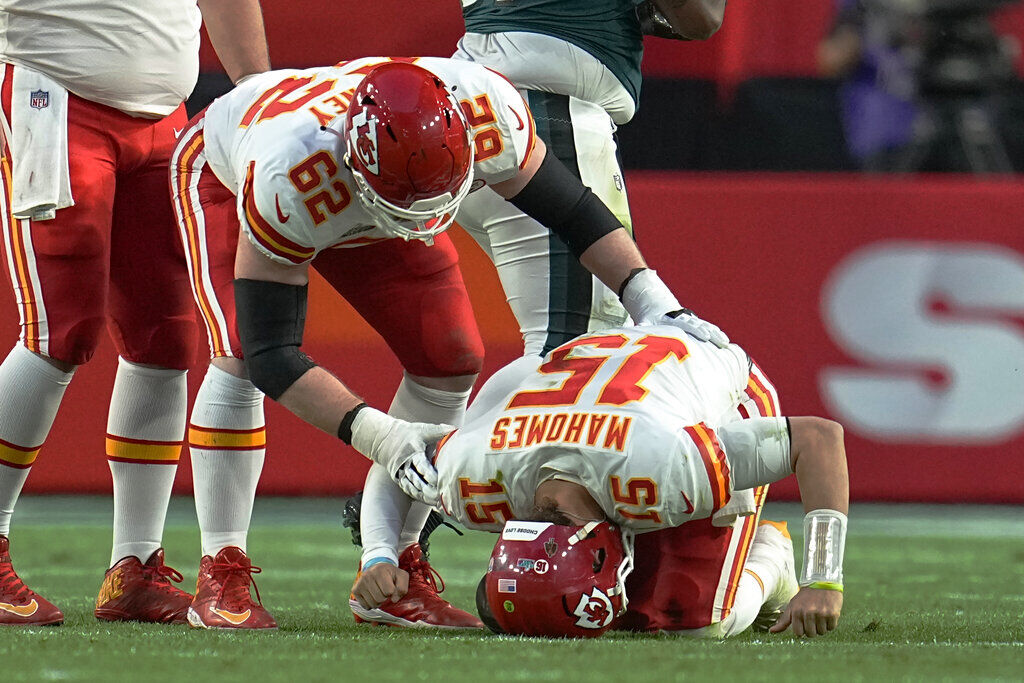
[[769, 587, 843, 637], [396, 451, 441, 507], [658, 309, 730, 348], [350, 407, 453, 478], [352, 562, 410, 609]]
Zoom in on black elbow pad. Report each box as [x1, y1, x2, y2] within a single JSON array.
[[234, 278, 317, 400], [507, 152, 624, 259]]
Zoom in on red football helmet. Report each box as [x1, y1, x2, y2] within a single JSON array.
[[342, 61, 474, 243], [478, 521, 634, 638]]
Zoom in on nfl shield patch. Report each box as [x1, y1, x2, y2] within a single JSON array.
[[30, 90, 49, 110]]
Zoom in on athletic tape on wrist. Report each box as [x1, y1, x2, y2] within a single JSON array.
[[800, 508, 847, 586], [338, 402, 369, 444]]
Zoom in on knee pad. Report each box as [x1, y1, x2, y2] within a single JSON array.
[[113, 318, 199, 371], [51, 316, 105, 365]]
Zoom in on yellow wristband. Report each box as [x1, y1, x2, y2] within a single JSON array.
[[806, 581, 844, 593]]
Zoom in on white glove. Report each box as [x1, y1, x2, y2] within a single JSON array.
[[658, 309, 730, 348], [620, 268, 730, 348], [349, 406, 453, 479], [395, 451, 441, 507]]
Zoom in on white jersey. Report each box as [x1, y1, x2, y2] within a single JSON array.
[[433, 326, 752, 533], [200, 57, 538, 264], [0, 0, 201, 117]]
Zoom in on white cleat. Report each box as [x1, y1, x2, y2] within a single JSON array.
[[749, 520, 799, 631]]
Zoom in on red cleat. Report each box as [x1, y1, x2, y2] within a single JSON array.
[[186, 546, 277, 629], [0, 536, 63, 626], [94, 548, 192, 624], [349, 544, 483, 630]]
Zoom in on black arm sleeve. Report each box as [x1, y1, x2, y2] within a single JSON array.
[[506, 151, 625, 260], [234, 278, 317, 401]]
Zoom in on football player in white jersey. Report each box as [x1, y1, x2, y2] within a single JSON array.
[[354, 325, 849, 639], [171, 57, 724, 628]]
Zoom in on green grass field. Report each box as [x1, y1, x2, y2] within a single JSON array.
[[1, 497, 1022, 682]]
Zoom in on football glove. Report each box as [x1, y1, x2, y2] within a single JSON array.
[[395, 451, 441, 507], [636, 0, 690, 40], [620, 268, 730, 348], [660, 308, 730, 348], [349, 406, 452, 482]]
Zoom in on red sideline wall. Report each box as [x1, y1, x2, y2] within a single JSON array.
[[9, 174, 1024, 503]]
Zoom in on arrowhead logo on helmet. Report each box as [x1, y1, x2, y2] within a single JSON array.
[[572, 588, 614, 629], [349, 109, 380, 176]]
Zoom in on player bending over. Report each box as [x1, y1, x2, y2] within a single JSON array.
[[354, 325, 848, 638], [171, 57, 722, 628]]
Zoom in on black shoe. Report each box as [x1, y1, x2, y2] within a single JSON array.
[[341, 491, 463, 559]]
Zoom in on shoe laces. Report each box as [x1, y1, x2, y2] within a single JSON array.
[[0, 562, 33, 604], [406, 556, 445, 595], [141, 560, 185, 594], [210, 558, 263, 606]]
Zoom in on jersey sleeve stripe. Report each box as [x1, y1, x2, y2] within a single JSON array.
[[743, 378, 771, 417], [241, 162, 315, 264], [482, 66, 538, 170], [519, 105, 537, 170], [749, 361, 779, 415], [684, 422, 731, 511], [431, 429, 457, 466]]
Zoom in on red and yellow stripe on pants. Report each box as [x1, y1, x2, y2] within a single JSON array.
[[716, 484, 770, 621], [105, 435, 182, 465], [188, 425, 266, 452], [0, 437, 41, 469], [169, 118, 235, 359]]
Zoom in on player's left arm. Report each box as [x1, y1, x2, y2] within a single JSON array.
[[197, 0, 271, 84], [233, 237, 451, 479], [490, 139, 728, 347], [716, 416, 848, 637]]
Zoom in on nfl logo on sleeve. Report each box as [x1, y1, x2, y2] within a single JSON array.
[[29, 90, 49, 110]]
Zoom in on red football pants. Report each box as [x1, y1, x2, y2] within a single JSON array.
[[620, 360, 781, 632], [0, 64, 197, 367]]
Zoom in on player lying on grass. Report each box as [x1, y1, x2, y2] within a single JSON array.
[[171, 57, 724, 628], [352, 325, 849, 638]]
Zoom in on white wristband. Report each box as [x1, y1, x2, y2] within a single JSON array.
[[619, 269, 681, 325], [800, 508, 847, 586]]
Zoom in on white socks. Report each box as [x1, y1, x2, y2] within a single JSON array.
[[106, 358, 187, 565], [0, 344, 74, 537], [384, 374, 471, 553], [189, 365, 265, 557]]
